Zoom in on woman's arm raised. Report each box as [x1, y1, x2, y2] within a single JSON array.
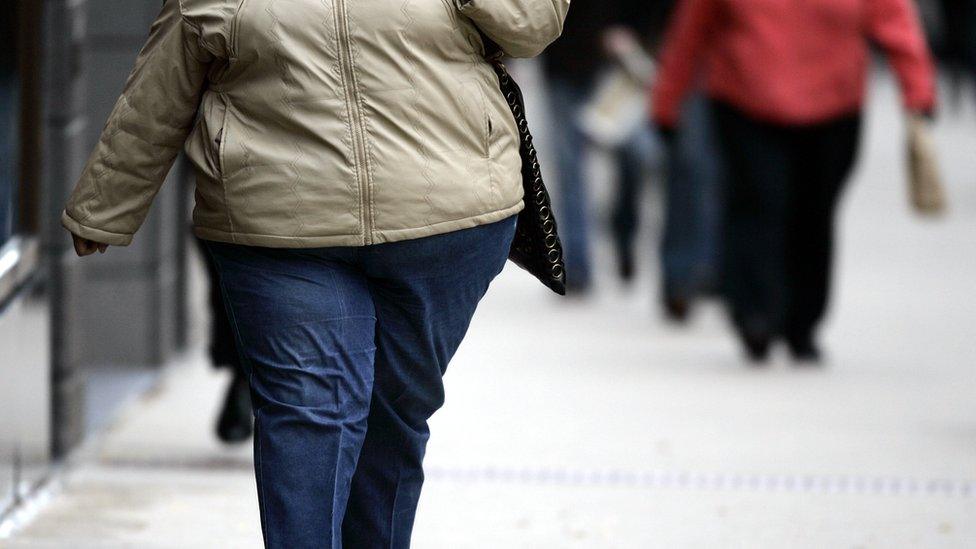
[[456, 0, 571, 58]]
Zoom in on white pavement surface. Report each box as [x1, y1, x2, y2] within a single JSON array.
[[3, 73, 975, 548]]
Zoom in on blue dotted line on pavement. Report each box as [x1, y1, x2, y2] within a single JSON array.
[[425, 466, 974, 498]]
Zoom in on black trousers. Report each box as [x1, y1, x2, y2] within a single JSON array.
[[713, 101, 861, 341], [194, 236, 242, 371]]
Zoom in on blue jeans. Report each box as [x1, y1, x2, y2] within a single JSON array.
[[661, 94, 724, 300], [206, 216, 517, 548], [610, 124, 662, 268]]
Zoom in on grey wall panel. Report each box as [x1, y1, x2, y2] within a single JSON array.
[[44, 0, 91, 459], [37, 0, 191, 463], [87, 0, 158, 35], [62, 0, 190, 370]]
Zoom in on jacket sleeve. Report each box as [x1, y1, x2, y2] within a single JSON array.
[[456, 0, 571, 58], [866, 0, 937, 114], [61, 0, 214, 246], [650, 0, 717, 129]]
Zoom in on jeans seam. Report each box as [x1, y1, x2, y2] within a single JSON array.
[[331, 427, 344, 548], [388, 462, 400, 549], [328, 269, 348, 318], [256, 420, 271, 548], [238, 314, 376, 332]]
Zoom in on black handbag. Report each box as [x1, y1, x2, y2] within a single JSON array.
[[489, 59, 567, 296]]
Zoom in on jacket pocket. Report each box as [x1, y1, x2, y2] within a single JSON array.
[[473, 84, 491, 159], [201, 93, 230, 179], [484, 109, 493, 159], [216, 104, 230, 178], [191, 92, 228, 180]]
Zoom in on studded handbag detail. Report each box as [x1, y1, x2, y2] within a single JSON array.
[[489, 59, 567, 295]]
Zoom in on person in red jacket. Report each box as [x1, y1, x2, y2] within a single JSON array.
[[651, 0, 936, 362]]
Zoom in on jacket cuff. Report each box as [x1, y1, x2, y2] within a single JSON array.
[[61, 210, 134, 247]]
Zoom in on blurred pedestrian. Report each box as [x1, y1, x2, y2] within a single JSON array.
[[659, 92, 724, 321], [545, 0, 679, 292], [543, 1, 618, 293], [60, 0, 568, 547], [652, 0, 937, 361], [598, 3, 671, 284], [193, 237, 252, 444], [933, 0, 976, 102], [585, 0, 726, 319]]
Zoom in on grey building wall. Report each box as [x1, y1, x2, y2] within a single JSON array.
[[3, 0, 192, 517], [42, 0, 191, 455], [67, 0, 190, 367], [43, 0, 92, 458]]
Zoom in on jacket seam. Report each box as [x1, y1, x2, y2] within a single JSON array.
[[63, 211, 134, 239], [113, 120, 186, 148], [198, 227, 363, 240], [230, 0, 251, 58], [547, 0, 564, 37], [176, 2, 216, 60], [349, 60, 376, 242], [345, 7, 375, 236], [332, 0, 364, 243], [76, 94, 135, 225], [178, 17, 212, 63], [322, 0, 359, 243], [194, 200, 522, 242], [334, 0, 371, 244], [376, 200, 522, 232]]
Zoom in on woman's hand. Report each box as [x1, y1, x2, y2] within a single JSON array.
[[71, 232, 109, 257]]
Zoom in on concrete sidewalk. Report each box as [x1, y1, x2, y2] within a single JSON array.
[[4, 275, 974, 548], [3, 73, 975, 548]]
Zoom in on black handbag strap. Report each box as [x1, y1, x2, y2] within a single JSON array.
[[490, 59, 566, 294]]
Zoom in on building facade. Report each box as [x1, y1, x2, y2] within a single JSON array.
[[1, 0, 192, 519]]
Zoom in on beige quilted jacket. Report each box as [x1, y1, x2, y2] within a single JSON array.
[[62, 0, 570, 247]]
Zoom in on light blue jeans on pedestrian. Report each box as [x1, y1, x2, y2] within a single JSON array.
[[548, 76, 594, 288], [661, 94, 724, 300]]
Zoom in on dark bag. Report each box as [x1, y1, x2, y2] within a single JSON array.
[[489, 59, 567, 295]]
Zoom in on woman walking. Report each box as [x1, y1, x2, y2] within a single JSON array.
[[652, 0, 936, 362], [62, 0, 568, 546]]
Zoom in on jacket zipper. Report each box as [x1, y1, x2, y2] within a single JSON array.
[[334, 0, 374, 245]]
